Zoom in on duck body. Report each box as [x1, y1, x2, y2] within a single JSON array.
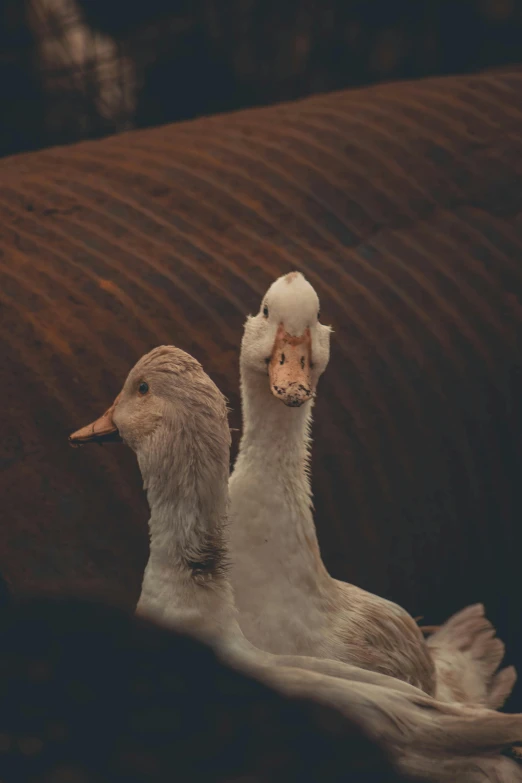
[[228, 272, 515, 707], [228, 374, 436, 694]]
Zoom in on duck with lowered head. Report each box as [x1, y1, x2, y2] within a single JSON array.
[[228, 271, 515, 708], [68, 345, 522, 782]]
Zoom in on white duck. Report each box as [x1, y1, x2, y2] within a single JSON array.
[[228, 271, 515, 707], [69, 345, 522, 782]]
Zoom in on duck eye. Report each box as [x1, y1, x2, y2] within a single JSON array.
[[317, 309, 321, 320], [263, 305, 269, 318], [138, 381, 149, 395]]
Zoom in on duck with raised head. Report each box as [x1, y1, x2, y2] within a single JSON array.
[[69, 346, 522, 782], [228, 271, 515, 708]]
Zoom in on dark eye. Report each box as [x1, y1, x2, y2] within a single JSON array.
[[138, 382, 149, 395], [263, 305, 269, 318], [317, 309, 321, 320]]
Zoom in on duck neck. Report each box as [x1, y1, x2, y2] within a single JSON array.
[[231, 365, 327, 578], [136, 427, 239, 640], [146, 493, 228, 587]]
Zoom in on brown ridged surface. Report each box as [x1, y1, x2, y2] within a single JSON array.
[[1, 69, 522, 702]]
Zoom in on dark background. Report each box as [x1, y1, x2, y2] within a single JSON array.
[[1, 0, 522, 159]]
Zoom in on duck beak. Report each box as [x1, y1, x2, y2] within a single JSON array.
[[268, 325, 313, 407], [68, 394, 123, 447]]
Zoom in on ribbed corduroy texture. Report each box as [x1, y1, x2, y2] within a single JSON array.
[[0, 68, 521, 701]]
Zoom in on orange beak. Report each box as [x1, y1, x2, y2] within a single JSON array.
[[268, 324, 313, 407], [68, 394, 122, 447]]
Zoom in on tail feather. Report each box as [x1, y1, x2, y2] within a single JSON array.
[[489, 666, 518, 711], [427, 604, 517, 708]]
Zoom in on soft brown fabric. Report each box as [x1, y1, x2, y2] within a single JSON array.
[[0, 69, 521, 703]]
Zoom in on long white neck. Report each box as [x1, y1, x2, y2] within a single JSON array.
[[230, 364, 328, 580]]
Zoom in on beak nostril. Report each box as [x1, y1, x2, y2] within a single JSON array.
[[300, 356, 305, 370], [280, 353, 285, 365]]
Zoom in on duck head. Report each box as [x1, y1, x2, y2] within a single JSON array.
[[68, 346, 231, 494], [241, 272, 331, 407]]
